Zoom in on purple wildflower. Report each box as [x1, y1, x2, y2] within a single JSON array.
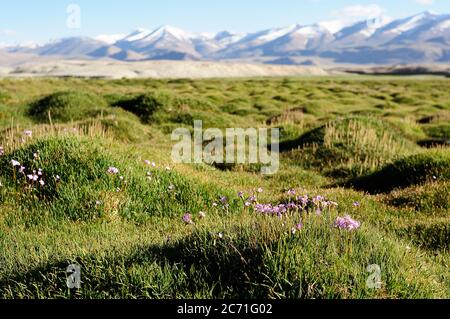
[[297, 195, 309, 207], [286, 202, 298, 209], [23, 130, 32, 137], [238, 191, 244, 199], [182, 213, 193, 225], [291, 223, 303, 234], [257, 188, 264, 193], [312, 195, 324, 205], [107, 167, 119, 175], [334, 215, 361, 231], [287, 189, 296, 196], [353, 201, 361, 207]]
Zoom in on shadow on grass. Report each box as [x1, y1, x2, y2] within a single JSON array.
[[0, 231, 268, 299]]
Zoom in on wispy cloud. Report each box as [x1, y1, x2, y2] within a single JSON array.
[[0, 29, 17, 37], [331, 4, 385, 21], [416, 0, 434, 5]]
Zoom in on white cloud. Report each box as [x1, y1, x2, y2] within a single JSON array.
[[416, 0, 434, 5], [331, 4, 385, 21]]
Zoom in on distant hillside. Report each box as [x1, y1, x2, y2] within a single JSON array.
[[0, 59, 331, 79]]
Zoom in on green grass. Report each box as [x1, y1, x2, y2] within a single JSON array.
[[0, 76, 448, 299]]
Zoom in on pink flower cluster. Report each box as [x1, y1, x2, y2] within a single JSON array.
[[11, 159, 47, 187], [240, 188, 361, 233], [27, 168, 45, 186], [253, 193, 338, 217], [254, 203, 287, 215]]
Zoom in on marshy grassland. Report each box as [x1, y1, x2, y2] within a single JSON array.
[[0, 76, 448, 299]]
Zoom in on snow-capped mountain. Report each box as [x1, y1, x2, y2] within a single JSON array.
[[384, 12, 450, 45], [213, 24, 335, 59], [6, 11, 450, 64], [368, 11, 444, 45], [320, 11, 450, 64], [115, 25, 202, 60], [331, 16, 393, 48], [19, 37, 106, 57]]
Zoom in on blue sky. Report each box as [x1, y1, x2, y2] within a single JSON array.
[[1, 0, 449, 44]]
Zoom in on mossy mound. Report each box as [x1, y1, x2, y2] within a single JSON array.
[[282, 116, 418, 176], [77, 109, 150, 143], [386, 181, 450, 213], [423, 123, 450, 140], [396, 221, 449, 253], [113, 92, 246, 128], [350, 148, 450, 193], [0, 136, 238, 223], [113, 92, 171, 123], [0, 137, 122, 220], [29, 91, 109, 123], [418, 110, 450, 124]]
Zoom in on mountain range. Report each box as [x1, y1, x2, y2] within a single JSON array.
[[3, 11, 450, 65]]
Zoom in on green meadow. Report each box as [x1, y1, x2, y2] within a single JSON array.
[[0, 76, 448, 299]]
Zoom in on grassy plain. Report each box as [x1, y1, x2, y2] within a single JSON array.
[[0, 76, 448, 298]]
